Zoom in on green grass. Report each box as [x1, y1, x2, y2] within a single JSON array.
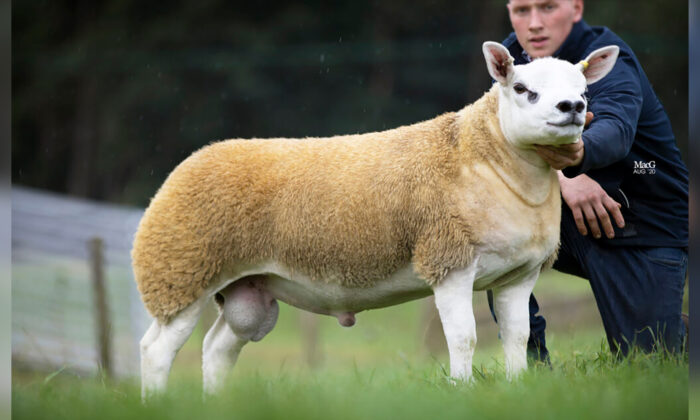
[[12, 268, 689, 419], [12, 345, 687, 420]]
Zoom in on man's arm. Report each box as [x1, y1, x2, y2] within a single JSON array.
[[534, 53, 644, 239], [562, 53, 643, 176], [536, 53, 643, 171], [557, 171, 625, 239], [536, 115, 624, 239]]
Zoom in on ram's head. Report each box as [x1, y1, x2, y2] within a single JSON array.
[[483, 41, 619, 147]]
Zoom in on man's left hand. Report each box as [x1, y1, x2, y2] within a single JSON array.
[[534, 140, 584, 170]]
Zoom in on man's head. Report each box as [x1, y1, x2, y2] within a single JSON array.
[[507, 0, 583, 58]]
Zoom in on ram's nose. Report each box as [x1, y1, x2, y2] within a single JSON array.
[[556, 100, 585, 114]]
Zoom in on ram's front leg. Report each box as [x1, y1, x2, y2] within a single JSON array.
[[432, 266, 477, 383], [492, 269, 539, 380]]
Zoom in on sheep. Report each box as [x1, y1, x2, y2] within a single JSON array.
[[132, 41, 619, 398]]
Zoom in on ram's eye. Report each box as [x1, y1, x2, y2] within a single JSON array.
[[527, 91, 539, 103], [513, 83, 527, 94]]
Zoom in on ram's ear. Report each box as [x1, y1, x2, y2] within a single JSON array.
[[577, 46, 619, 84], [483, 41, 514, 85]]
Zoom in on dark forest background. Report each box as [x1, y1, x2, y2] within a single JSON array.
[[12, 0, 688, 207]]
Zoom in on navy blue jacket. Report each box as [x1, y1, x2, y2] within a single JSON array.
[[502, 20, 688, 247]]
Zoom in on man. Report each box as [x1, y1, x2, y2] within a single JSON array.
[[488, 0, 688, 359]]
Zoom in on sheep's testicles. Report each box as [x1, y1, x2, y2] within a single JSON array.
[[218, 277, 279, 342], [219, 276, 358, 331]]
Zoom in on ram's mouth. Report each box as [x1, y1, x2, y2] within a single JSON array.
[[547, 115, 584, 127]]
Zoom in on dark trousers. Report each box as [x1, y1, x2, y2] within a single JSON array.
[[489, 206, 687, 357]]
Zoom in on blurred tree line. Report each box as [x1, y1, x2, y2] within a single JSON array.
[[12, 0, 688, 207]]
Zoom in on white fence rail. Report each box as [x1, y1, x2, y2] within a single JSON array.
[[12, 186, 149, 377]]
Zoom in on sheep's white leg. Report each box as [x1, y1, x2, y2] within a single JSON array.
[[140, 299, 205, 401], [492, 269, 539, 380], [432, 265, 477, 383], [202, 277, 279, 395], [202, 313, 247, 396]]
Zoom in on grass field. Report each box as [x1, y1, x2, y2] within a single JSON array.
[[12, 345, 688, 420], [12, 271, 689, 419]]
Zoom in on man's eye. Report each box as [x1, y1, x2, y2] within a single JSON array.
[[513, 83, 527, 94]]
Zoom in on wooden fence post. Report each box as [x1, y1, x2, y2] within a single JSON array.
[[89, 237, 112, 378]]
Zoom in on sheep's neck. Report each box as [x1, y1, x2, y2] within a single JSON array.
[[486, 113, 555, 207], [456, 88, 555, 207]]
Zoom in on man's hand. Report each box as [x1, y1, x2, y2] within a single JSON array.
[[534, 112, 593, 170], [559, 172, 625, 239], [534, 141, 584, 170]]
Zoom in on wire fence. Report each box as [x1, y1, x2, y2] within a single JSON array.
[[12, 186, 148, 377], [9, 186, 343, 377]]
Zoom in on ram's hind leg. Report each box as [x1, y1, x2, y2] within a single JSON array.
[[202, 313, 247, 395], [202, 276, 279, 395], [141, 299, 205, 401]]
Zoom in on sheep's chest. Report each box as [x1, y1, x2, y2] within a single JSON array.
[[471, 210, 559, 290], [460, 164, 561, 290]]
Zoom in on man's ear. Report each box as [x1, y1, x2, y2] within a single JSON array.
[[578, 46, 620, 84], [483, 41, 514, 85]]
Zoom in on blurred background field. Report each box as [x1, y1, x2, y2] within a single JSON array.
[[12, 1, 687, 207]]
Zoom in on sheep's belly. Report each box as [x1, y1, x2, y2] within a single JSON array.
[[215, 262, 432, 316], [213, 243, 550, 317]]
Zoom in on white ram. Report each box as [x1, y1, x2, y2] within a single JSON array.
[[132, 41, 618, 398]]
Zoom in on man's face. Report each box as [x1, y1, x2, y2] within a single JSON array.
[[507, 0, 583, 58]]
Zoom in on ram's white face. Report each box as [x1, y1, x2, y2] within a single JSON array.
[[501, 58, 588, 145], [482, 41, 619, 148]]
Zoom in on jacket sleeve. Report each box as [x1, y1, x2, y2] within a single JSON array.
[[562, 53, 643, 178]]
